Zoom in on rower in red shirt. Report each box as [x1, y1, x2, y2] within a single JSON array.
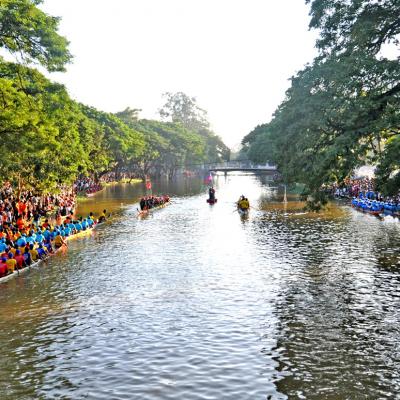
[[14, 249, 26, 269], [0, 258, 7, 277]]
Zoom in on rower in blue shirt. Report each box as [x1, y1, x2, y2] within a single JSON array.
[[74, 221, 82, 232], [35, 231, 45, 244], [43, 229, 51, 241], [87, 216, 94, 227], [17, 235, 27, 248], [37, 244, 47, 259], [44, 239, 53, 254], [26, 234, 35, 245], [64, 226, 71, 237], [0, 239, 7, 253]]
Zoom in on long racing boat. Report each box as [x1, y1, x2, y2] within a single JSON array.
[[0, 222, 102, 284], [351, 197, 400, 217], [137, 200, 171, 218]]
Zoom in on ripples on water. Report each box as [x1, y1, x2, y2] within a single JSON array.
[[1, 175, 400, 399]]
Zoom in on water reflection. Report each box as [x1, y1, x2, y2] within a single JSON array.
[[0, 174, 400, 399]]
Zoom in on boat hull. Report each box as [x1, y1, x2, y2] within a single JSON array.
[[138, 201, 170, 218], [237, 207, 249, 216], [207, 198, 217, 205], [352, 204, 382, 217]]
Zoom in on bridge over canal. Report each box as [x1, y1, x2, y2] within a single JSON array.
[[209, 160, 277, 174]]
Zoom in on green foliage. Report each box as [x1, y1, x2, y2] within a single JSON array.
[[115, 107, 142, 124], [307, 0, 400, 56], [159, 92, 209, 132], [0, 60, 88, 191], [375, 136, 400, 195], [118, 116, 205, 178], [245, 0, 400, 199], [0, 4, 230, 192], [0, 0, 71, 71], [159, 91, 230, 163], [0, 58, 146, 191]]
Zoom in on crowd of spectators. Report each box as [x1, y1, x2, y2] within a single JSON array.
[[331, 177, 375, 198], [0, 182, 75, 226], [74, 177, 102, 196], [74, 172, 140, 197], [100, 171, 139, 182], [330, 177, 400, 204]]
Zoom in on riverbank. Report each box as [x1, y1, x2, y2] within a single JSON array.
[[76, 179, 143, 200]]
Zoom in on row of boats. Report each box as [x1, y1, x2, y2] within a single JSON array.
[[137, 190, 250, 219], [138, 190, 400, 221], [1, 191, 247, 285]]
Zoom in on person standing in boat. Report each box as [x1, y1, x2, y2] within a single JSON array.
[[139, 197, 146, 211], [208, 187, 216, 201]]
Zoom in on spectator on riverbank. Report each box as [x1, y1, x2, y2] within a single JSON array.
[[330, 177, 400, 205], [74, 177, 102, 196], [74, 172, 140, 197], [0, 184, 76, 237]]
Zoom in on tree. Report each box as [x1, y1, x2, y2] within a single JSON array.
[[159, 92, 230, 163], [159, 91, 209, 132], [117, 115, 206, 179], [244, 0, 400, 204], [307, 0, 400, 56], [0, 60, 85, 191], [85, 109, 145, 178], [0, 0, 71, 71], [115, 107, 142, 124]]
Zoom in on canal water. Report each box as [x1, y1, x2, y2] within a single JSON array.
[[1, 175, 400, 399]]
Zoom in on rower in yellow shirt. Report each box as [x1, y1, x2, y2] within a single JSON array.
[[54, 233, 66, 249], [29, 244, 39, 262], [6, 253, 17, 274], [237, 195, 250, 210]]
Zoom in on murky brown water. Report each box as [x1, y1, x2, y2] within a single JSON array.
[[1, 174, 400, 399]]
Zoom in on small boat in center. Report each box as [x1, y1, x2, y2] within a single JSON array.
[[237, 195, 250, 216], [207, 187, 217, 205], [237, 207, 249, 216]]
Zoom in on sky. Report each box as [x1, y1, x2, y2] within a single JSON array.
[[40, 0, 318, 149]]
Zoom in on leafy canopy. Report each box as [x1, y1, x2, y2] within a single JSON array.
[[0, 0, 71, 71], [244, 0, 400, 205]]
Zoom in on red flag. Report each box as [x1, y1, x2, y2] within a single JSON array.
[[146, 181, 152, 190]]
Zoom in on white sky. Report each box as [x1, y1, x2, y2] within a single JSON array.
[[40, 0, 318, 148]]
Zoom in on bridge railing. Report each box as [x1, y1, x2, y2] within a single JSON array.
[[209, 161, 276, 170]]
